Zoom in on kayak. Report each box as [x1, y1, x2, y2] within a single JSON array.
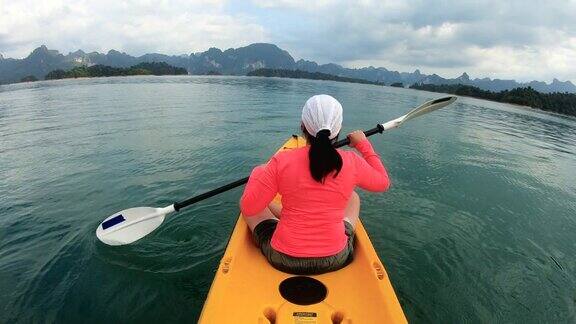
[[199, 135, 407, 324]]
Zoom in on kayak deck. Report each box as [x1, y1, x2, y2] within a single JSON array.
[[199, 136, 407, 324]]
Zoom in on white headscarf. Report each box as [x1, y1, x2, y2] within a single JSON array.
[[301, 94, 343, 140]]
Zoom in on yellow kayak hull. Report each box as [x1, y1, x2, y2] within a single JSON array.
[[199, 136, 407, 324]]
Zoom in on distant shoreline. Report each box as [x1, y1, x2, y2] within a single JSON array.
[[43, 62, 187, 81], [246, 69, 575, 118], [409, 83, 575, 117], [246, 68, 385, 86], [6, 70, 575, 118]]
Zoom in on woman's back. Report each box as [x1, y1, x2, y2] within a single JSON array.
[[240, 139, 389, 257]]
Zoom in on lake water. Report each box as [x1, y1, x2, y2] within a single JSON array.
[[1, 76, 575, 323]]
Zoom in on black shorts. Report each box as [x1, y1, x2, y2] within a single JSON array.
[[252, 219, 355, 275]]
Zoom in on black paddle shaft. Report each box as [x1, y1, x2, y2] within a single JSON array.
[[173, 124, 384, 211]]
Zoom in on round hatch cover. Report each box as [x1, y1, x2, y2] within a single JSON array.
[[279, 276, 327, 305]]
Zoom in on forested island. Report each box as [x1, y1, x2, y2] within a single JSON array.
[[45, 62, 187, 80], [247, 68, 384, 86], [410, 83, 576, 117]]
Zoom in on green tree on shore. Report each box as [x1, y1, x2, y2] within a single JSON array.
[[44, 62, 187, 80], [410, 83, 576, 116], [20, 75, 38, 82]]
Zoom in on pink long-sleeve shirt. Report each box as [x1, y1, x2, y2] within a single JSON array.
[[240, 139, 390, 257]]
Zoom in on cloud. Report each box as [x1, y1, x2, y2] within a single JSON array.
[[252, 0, 576, 82], [0, 0, 575, 82], [0, 0, 267, 57], [250, 0, 334, 10]]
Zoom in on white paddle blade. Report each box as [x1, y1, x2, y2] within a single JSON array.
[[381, 96, 457, 131], [402, 96, 457, 123], [96, 207, 166, 246]]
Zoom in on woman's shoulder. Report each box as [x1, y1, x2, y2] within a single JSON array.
[[272, 146, 308, 162], [337, 148, 360, 160], [268, 147, 307, 174], [337, 149, 363, 171], [276, 145, 307, 156]]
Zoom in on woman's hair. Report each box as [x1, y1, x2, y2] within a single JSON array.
[[303, 126, 343, 183]]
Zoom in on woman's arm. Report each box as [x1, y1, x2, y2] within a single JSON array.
[[349, 131, 390, 192], [239, 157, 279, 216]]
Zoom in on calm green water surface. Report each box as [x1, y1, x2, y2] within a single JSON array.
[[1, 76, 575, 323]]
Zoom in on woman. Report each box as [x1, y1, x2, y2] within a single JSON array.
[[240, 94, 390, 275]]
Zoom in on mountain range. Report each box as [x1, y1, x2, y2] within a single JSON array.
[[1, 43, 574, 93]]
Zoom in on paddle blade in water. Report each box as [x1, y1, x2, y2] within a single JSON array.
[[96, 207, 166, 246]]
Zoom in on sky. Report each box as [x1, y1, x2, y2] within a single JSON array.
[[1, 0, 575, 83]]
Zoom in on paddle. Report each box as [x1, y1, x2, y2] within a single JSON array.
[[96, 95, 457, 246]]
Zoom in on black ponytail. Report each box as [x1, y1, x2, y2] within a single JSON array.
[[308, 129, 343, 183]]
